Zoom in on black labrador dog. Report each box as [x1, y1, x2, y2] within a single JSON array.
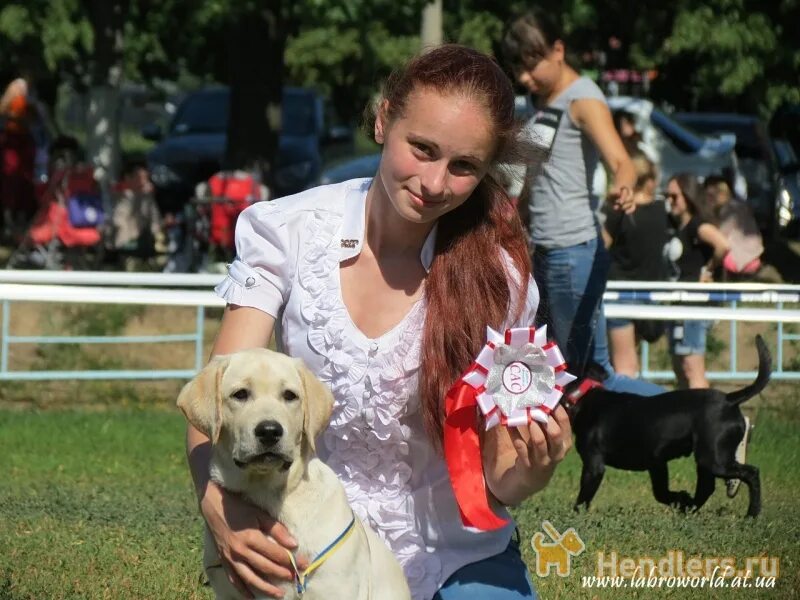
[[569, 335, 770, 517]]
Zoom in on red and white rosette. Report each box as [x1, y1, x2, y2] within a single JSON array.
[[444, 325, 576, 531]]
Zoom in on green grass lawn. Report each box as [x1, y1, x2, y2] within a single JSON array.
[[1, 388, 798, 600], [0, 407, 207, 600]]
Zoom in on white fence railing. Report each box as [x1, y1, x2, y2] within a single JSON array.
[[0, 271, 797, 381]]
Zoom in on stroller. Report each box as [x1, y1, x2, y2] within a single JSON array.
[[7, 164, 105, 270], [166, 170, 267, 273]]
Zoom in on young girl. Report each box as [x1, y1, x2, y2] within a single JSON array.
[[602, 153, 671, 377], [501, 11, 662, 397], [665, 174, 729, 388], [185, 45, 571, 600]]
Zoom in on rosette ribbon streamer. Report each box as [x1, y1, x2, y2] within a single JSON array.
[[444, 325, 576, 530]]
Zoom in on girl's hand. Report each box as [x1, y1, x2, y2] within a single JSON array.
[[201, 481, 307, 599], [608, 185, 635, 214], [508, 405, 573, 489]]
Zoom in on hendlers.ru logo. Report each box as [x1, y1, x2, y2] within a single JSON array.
[[531, 520, 586, 577]]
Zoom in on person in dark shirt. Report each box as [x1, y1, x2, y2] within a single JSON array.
[[664, 173, 729, 389], [0, 77, 37, 240], [602, 153, 670, 376], [667, 173, 753, 500]]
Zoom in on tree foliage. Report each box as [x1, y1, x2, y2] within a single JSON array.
[[655, 0, 800, 115], [284, 1, 426, 124], [1, 0, 794, 114], [1, 0, 797, 170]]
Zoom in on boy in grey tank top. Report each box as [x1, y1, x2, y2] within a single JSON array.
[[525, 77, 607, 248], [503, 10, 664, 398]]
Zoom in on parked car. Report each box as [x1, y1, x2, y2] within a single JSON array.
[[144, 86, 350, 214], [674, 112, 799, 237], [772, 139, 800, 236], [316, 153, 381, 186], [771, 104, 800, 235], [607, 97, 744, 192], [770, 103, 800, 157]]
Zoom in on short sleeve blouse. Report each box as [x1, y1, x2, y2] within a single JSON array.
[[215, 178, 540, 600]]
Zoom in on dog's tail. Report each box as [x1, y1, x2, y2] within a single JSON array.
[[726, 335, 771, 405]]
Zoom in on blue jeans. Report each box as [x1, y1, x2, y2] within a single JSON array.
[[606, 298, 639, 330], [594, 304, 665, 395], [534, 238, 608, 376], [534, 238, 664, 397], [434, 538, 537, 599], [668, 320, 712, 356]]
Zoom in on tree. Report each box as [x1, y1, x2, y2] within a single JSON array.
[[421, 0, 443, 49], [3, 0, 795, 191], [0, 0, 91, 110], [84, 0, 128, 190], [222, 4, 287, 187], [445, 0, 798, 117], [656, 0, 800, 115], [284, 0, 427, 125]]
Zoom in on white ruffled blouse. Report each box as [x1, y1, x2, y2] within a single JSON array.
[[215, 178, 540, 600]]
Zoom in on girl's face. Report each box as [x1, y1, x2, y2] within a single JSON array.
[[128, 167, 153, 195], [666, 179, 689, 218], [374, 87, 495, 225], [513, 42, 564, 96], [619, 117, 636, 139], [705, 182, 731, 208]]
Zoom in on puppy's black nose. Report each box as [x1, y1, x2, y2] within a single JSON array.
[[254, 420, 283, 446]]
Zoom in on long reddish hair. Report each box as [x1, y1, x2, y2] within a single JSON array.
[[378, 45, 532, 450]]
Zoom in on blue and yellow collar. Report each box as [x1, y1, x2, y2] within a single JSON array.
[[286, 513, 358, 595]]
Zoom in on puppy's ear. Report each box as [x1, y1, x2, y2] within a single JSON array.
[[177, 354, 231, 444], [296, 359, 333, 454]]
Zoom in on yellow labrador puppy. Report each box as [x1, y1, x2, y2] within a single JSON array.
[[178, 348, 410, 600]]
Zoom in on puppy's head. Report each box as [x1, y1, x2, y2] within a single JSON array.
[[177, 348, 333, 473]]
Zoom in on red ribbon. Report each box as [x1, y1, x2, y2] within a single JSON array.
[[444, 379, 509, 531]]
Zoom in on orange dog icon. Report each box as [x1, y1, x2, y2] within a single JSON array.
[[531, 520, 585, 577]]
